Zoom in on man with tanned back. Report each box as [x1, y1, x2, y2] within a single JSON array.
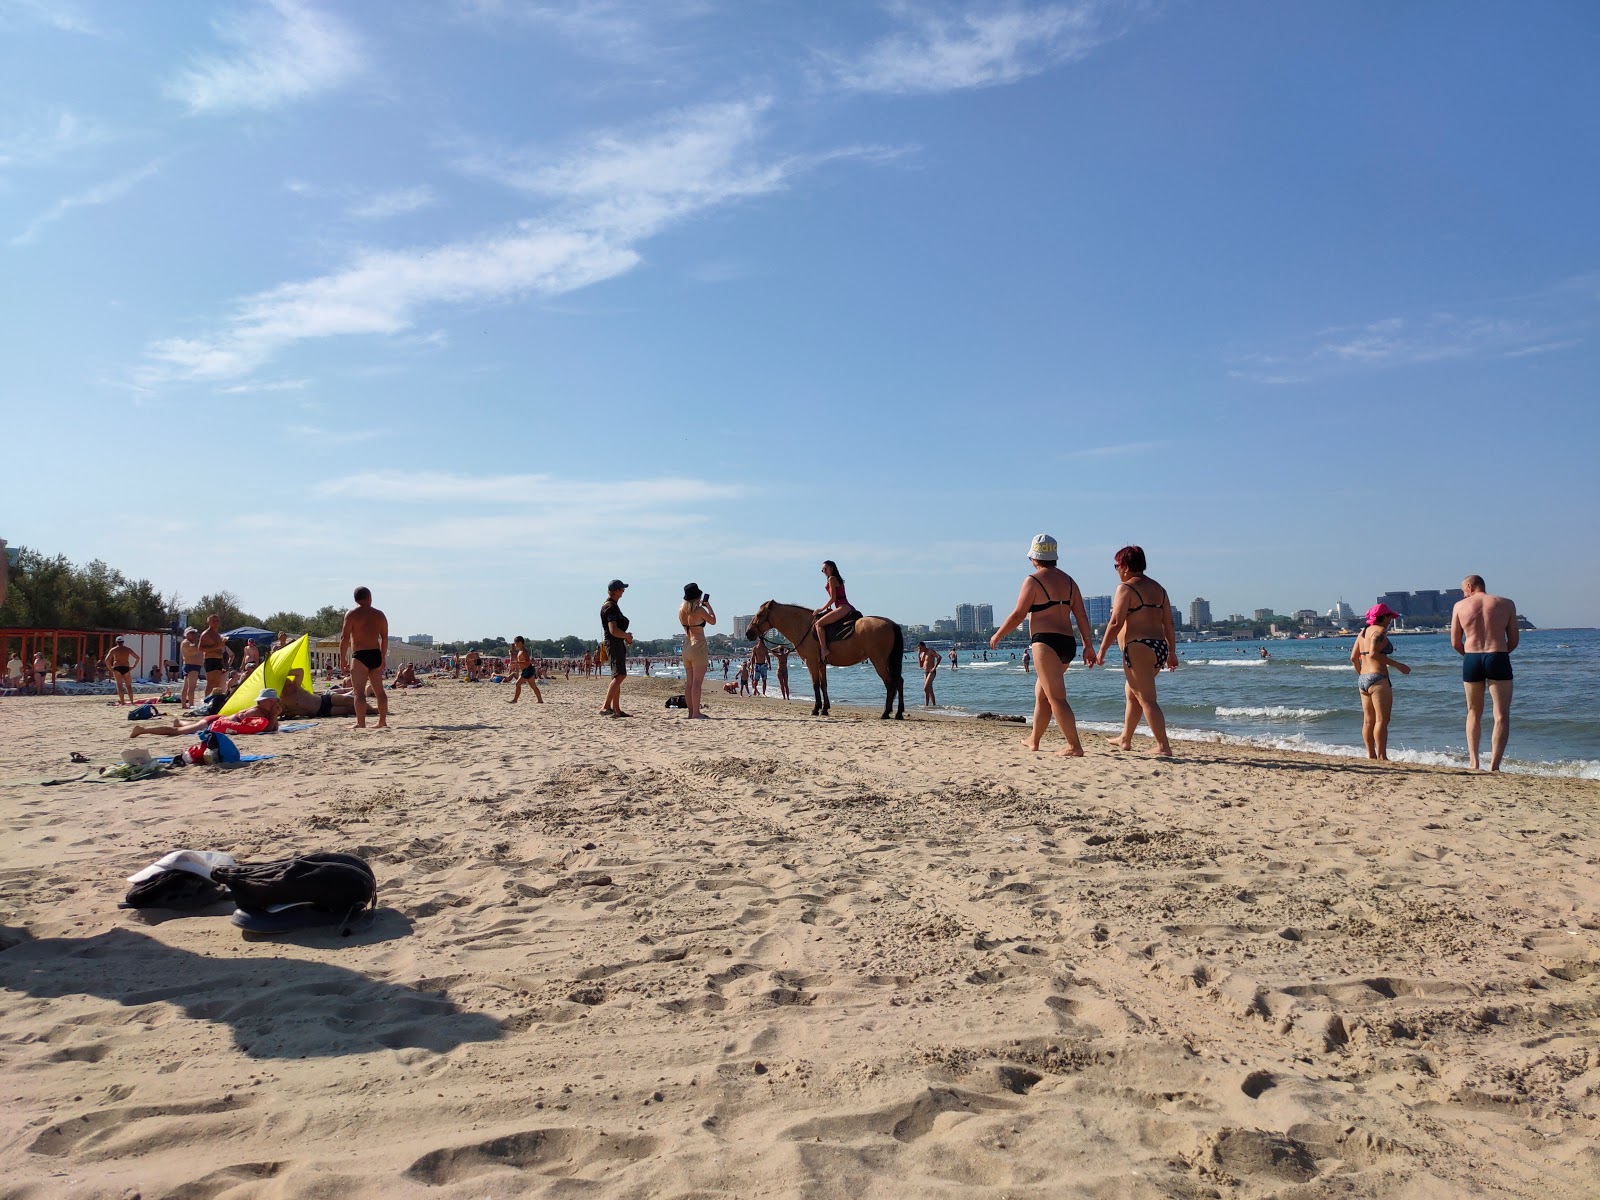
[[199, 614, 228, 698], [339, 586, 389, 729], [1450, 574, 1519, 772]]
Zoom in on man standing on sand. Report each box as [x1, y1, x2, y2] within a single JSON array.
[[600, 579, 634, 717], [1450, 575, 1519, 772], [199, 615, 228, 699], [751, 638, 770, 695], [339, 586, 389, 729], [103, 638, 140, 704]]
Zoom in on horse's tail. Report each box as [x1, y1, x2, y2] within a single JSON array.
[[889, 620, 905, 697]]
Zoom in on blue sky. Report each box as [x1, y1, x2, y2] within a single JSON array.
[[4, 0, 1597, 638]]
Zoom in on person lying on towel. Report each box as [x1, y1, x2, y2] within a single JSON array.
[[130, 689, 283, 738], [279, 667, 377, 719]]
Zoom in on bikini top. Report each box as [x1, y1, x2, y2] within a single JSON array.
[[684, 621, 706, 629], [1028, 574, 1076, 613], [1125, 581, 1164, 613]]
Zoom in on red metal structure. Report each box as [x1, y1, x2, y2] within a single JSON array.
[[0, 628, 169, 689]]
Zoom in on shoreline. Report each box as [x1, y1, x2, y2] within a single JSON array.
[[2, 675, 1597, 1197]]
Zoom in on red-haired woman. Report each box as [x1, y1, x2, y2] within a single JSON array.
[[1097, 545, 1178, 756]]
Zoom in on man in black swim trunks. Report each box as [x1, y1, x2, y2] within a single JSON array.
[[339, 586, 389, 729], [199, 614, 229, 699], [1450, 575, 1519, 771], [280, 666, 374, 719], [102, 637, 140, 705]]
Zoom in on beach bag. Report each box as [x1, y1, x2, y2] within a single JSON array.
[[120, 869, 230, 910], [594, 641, 609, 665], [128, 703, 159, 720], [665, 694, 687, 708], [198, 729, 241, 762], [214, 853, 376, 934]]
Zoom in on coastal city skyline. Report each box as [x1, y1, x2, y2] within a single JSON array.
[[4, 3, 1596, 637]]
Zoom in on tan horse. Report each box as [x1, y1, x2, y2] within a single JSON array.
[[746, 601, 905, 719]]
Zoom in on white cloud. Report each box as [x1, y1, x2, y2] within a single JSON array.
[[165, 0, 365, 114], [138, 100, 817, 385], [1230, 282, 1596, 383], [1063, 439, 1167, 459], [456, 0, 713, 62], [310, 469, 746, 556], [0, 0, 99, 35], [214, 378, 311, 394], [0, 109, 109, 172], [10, 158, 162, 246], [831, 1, 1139, 95], [347, 186, 438, 220], [286, 423, 379, 445]]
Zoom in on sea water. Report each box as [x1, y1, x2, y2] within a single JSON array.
[[779, 629, 1600, 779]]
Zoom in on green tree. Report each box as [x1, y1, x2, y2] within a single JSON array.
[[190, 591, 260, 632]]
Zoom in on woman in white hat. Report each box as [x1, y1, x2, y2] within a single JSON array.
[[990, 534, 1097, 754]]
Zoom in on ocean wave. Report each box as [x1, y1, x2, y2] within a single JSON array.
[[1302, 665, 1347, 671], [1215, 706, 1334, 720], [1193, 659, 1267, 666]]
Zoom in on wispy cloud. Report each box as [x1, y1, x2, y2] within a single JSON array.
[[165, 0, 365, 114], [311, 469, 745, 555], [214, 378, 310, 395], [0, 0, 99, 35], [0, 109, 109, 172], [1229, 278, 1597, 383], [455, 0, 713, 63], [1063, 439, 1167, 459], [347, 186, 437, 220], [10, 158, 162, 246], [286, 423, 379, 445], [137, 100, 832, 385], [830, 1, 1144, 95]]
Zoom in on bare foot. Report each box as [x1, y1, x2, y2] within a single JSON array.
[[1105, 737, 1131, 751], [1150, 747, 1174, 758], [1023, 738, 1041, 752], [1056, 744, 1085, 756]]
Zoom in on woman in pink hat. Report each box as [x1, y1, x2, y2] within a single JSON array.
[[1351, 604, 1411, 760]]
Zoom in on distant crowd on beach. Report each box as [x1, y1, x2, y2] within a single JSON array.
[[3, 533, 1525, 772]]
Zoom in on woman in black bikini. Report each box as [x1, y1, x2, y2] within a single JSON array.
[[990, 533, 1097, 754], [1096, 545, 1177, 756]]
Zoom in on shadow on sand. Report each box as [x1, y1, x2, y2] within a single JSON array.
[[0, 925, 502, 1060]]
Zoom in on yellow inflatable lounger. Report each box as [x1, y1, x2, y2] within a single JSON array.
[[221, 634, 313, 716]]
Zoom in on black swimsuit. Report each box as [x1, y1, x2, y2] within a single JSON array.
[[353, 648, 382, 670], [1027, 576, 1078, 663]]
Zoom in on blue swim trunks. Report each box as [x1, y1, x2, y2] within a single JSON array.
[[753, 663, 768, 681], [1461, 652, 1513, 683]]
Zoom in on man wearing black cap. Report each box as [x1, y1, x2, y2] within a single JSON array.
[[600, 579, 634, 717]]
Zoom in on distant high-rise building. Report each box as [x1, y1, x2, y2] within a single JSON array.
[[933, 618, 957, 635], [1086, 595, 1113, 626], [906, 624, 931, 638], [406, 633, 434, 647], [955, 604, 978, 634], [1377, 591, 1411, 618], [731, 615, 757, 636], [1253, 608, 1274, 623], [1294, 609, 1319, 623], [1411, 590, 1443, 619], [975, 603, 994, 632], [1441, 587, 1464, 611], [1189, 598, 1212, 629], [1328, 600, 1355, 623]]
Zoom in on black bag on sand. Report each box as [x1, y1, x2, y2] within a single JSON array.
[[214, 852, 377, 935], [120, 869, 230, 910], [664, 694, 687, 708]]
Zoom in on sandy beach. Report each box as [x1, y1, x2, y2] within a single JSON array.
[[1, 676, 1597, 1198]]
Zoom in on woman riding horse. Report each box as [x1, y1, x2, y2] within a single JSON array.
[[813, 560, 860, 665]]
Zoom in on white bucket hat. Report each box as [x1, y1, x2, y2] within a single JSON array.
[[1029, 533, 1058, 563]]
